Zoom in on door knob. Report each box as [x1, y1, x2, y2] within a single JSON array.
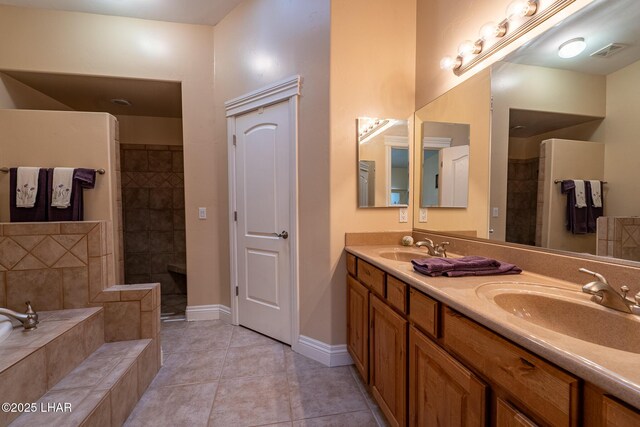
[[274, 230, 289, 239]]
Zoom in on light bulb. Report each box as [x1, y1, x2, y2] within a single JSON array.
[[439, 56, 460, 71], [506, 0, 536, 20], [479, 21, 507, 40], [558, 37, 586, 58], [458, 40, 480, 57]]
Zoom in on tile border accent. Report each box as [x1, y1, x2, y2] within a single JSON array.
[[295, 335, 353, 368], [185, 304, 231, 322]]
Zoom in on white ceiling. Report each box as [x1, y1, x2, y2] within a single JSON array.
[[504, 0, 640, 75], [0, 0, 244, 26]]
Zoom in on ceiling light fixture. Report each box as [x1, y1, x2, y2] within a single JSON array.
[[558, 37, 586, 58], [440, 0, 575, 76]]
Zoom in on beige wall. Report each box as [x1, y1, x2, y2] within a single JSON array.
[[329, 0, 416, 344], [541, 139, 604, 253], [413, 69, 491, 237], [0, 110, 121, 268], [598, 59, 640, 217], [213, 0, 332, 339], [509, 120, 603, 160], [116, 115, 183, 146], [0, 5, 218, 306], [490, 62, 606, 240], [0, 72, 72, 111], [415, 0, 595, 108]]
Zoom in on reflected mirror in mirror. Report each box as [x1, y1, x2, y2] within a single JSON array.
[[420, 121, 470, 208], [490, 0, 640, 263], [357, 117, 410, 208]]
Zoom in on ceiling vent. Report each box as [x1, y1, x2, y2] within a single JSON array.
[[590, 43, 627, 58]]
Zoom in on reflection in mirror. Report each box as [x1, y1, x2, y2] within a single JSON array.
[[489, 0, 640, 263], [357, 118, 409, 208], [420, 121, 470, 208]]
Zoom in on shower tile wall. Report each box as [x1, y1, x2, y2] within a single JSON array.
[[121, 144, 186, 298], [506, 158, 538, 246]]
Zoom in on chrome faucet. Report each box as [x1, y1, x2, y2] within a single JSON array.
[[0, 301, 39, 330], [579, 268, 640, 315], [415, 239, 449, 258]]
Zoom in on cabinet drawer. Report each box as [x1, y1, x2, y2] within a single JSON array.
[[357, 259, 385, 296], [347, 253, 357, 277], [603, 396, 640, 426], [443, 307, 579, 427], [496, 398, 538, 427], [386, 275, 407, 314], [409, 288, 438, 338]]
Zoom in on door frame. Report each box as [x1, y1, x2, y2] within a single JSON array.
[[225, 75, 301, 347]]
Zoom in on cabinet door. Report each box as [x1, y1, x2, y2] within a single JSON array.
[[347, 275, 369, 383], [409, 326, 486, 427], [603, 396, 640, 427], [370, 294, 407, 427], [496, 398, 538, 427]]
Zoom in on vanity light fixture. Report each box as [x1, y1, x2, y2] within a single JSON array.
[[558, 37, 586, 58], [358, 118, 397, 145], [440, 0, 576, 76]]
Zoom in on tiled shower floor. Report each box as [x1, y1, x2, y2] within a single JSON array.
[[125, 320, 388, 426]]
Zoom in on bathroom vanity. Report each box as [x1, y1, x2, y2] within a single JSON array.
[[345, 244, 640, 427]]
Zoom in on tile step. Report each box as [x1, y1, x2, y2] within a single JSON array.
[[9, 339, 158, 427]]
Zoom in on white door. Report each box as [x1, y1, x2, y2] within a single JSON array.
[[440, 145, 469, 207], [234, 101, 292, 344]]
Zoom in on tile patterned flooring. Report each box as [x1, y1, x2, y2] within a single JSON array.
[[125, 320, 388, 427]]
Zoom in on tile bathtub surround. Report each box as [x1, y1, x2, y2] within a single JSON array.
[[0, 221, 162, 345], [121, 144, 186, 307], [597, 217, 640, 262], [506, 157, 538, 246], [124, 321, 387, 427]]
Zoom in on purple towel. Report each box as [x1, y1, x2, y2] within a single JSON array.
[[560, 180, 603, 234], [411, 256, 522, 277], [9, 168, 48, 222], [47, 168, 97, 221]]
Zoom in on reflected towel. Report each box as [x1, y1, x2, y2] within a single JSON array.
[[10, 168, 48, 222], [411, 256, 522, 277], [51, 167, 74, 208], [589, 180, 602, 208], [15, 167, 40, 208], [574, 179, 587, 208]]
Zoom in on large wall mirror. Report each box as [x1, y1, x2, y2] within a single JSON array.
[[420, 121, 470, 208], [357, 117, 410, 208], [415, 0, 640, 266]]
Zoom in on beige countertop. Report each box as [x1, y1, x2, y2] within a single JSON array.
[[346, 244, 640, 409]]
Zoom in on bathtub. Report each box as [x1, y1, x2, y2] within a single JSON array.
[[0, 314, 12, 344]]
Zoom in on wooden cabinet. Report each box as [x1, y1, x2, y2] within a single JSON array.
[[347, 253, 357, 276], [443, 307, 579, 427], [496, 398, 538, 427], [347, 275, 369, 383], [387, 275, 408, 314], [409, 288, 439, 339], [357, 258, 385, 296], [409, 326, 486, 427], [370, 294, 407, 427], [603, 396, 640, 427]]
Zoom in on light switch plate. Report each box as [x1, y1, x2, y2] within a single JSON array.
[[419, 208, 428, 222], [492, 207, 499, 218], [399, 208, 408, 223], [198, 207, 207, 219]]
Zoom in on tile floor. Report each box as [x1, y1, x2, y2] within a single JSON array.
[[125, 320, 388, 427]]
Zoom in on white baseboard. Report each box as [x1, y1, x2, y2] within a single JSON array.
[[185, 304, 231, 323], [294, 335, 353, 367]]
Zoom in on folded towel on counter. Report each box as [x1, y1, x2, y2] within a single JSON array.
[[15, 167, 41, 208], [573, 179, 587, 208], [411, 256, 522, 277], [589, 180, 602, 208], [51, 167, 75, 208]]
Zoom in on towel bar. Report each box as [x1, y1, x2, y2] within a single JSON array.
[[554, 179, 607, 184], [0, 167, 105, 175]]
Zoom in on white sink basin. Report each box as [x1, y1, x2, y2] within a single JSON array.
[[0, 315, 13, 344], [476, 282, 640, 353]]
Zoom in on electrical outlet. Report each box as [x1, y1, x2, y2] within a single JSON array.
[[419, 208, 428, 222], [492, 207, 499, 218], [399, 208, 408, 223], [198, 207, 207, 219]]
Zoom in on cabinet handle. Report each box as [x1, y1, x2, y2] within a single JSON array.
[[519, 357, 535, 370]]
